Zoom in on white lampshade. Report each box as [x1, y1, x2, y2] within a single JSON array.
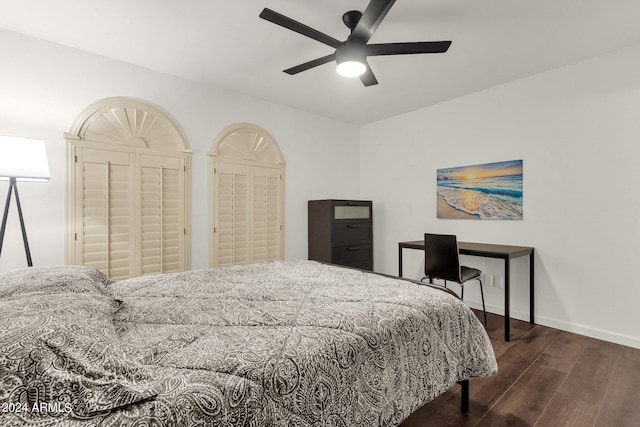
[[0, 135, 50, 182]]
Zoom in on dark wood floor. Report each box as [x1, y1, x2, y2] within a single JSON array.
[[400, 310, 640, 427]]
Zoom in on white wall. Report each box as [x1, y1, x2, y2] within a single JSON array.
[[361, 43, 640, 348], [0, 29, 361, 272]]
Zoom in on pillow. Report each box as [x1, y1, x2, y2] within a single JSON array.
[[0, 266, 158, 424], [0, 265, 113, 298]]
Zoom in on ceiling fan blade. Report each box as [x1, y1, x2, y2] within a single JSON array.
[[284, 53, 337, 75], [350, 0, 397, 43], [260, 8, 341, 48], [367, 41, 452, 56], [359, 61, 378, 87]]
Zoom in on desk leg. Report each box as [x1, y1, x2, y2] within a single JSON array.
[[504, 258, 511, 342], [398, 245, 404, 277], [530, 250, 535, 324]]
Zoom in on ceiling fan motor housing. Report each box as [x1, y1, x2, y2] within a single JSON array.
[[336, 40, 366, 64], [335, 40, 368, 77]]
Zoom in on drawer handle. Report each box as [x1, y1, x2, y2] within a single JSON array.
[[346, 225, 361, 229], [347, 247, 361, 251]]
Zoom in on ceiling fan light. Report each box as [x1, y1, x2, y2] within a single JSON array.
[[336, 60, 366, 78]]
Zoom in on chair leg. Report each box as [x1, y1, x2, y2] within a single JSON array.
[[460, 284, 463, 300], [479, 278, 487, 325]]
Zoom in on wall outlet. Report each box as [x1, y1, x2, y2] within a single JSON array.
[[488, 275, 495, 287], [497, 276, 504, 288]]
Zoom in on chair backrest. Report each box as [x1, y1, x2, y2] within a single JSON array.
[[424, 233, 461, 282]]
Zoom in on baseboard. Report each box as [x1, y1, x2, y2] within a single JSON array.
[[464, 301, 640, 350]]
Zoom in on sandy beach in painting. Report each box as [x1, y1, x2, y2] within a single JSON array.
[[437, 193, 479, 219]]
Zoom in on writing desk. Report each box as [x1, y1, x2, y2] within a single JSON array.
[[398, 240, 535, 342]]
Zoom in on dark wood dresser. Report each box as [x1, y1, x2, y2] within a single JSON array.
[[308, 199, 373, 271]]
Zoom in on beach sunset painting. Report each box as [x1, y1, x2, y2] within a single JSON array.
[[437, 160, 523, 220]]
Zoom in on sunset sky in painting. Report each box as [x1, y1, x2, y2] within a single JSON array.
[[437, 160, 522, 181]]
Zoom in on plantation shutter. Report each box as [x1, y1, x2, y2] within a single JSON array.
[[76, 148, 134, 280], [214, 162, 250, 267], [209, 123, 285, 268], [251, 166, 281, 262], [140, 154, 186, 275], [66, 98, 191, 280]]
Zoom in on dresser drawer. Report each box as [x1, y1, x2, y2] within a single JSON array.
[[332, 223, 372, 247], [332, 244, 372, 269], [333, 203, 371, 220]]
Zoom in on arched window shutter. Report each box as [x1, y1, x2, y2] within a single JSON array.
[[66, 97, 191, 280], [209, 123, 285, 267]]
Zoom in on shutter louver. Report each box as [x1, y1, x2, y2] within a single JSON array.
[[162, 166, 182, 272], [141, 165, 161, 274]]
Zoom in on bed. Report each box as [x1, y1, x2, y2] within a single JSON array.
[[0, 260, 497, 426]]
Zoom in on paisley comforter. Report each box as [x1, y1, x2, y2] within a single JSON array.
[[0, 260, 497, 426]]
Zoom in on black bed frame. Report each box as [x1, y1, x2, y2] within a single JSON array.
[[458, 379, 469, 412]]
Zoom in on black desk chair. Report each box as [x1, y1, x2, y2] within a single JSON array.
[[422, 233, 487, 325]]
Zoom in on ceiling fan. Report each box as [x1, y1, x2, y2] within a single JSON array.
[[259, 0, 451, 86]]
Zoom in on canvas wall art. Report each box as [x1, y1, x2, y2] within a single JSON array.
[[437, 159, 523, 220]]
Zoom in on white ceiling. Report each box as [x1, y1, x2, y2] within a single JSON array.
[[1, 0, 640, 124]]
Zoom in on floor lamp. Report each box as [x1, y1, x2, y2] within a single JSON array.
[[0, 136, 50, 267]]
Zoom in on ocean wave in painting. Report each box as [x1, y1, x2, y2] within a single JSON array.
[[437, 175, 523, 220]]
